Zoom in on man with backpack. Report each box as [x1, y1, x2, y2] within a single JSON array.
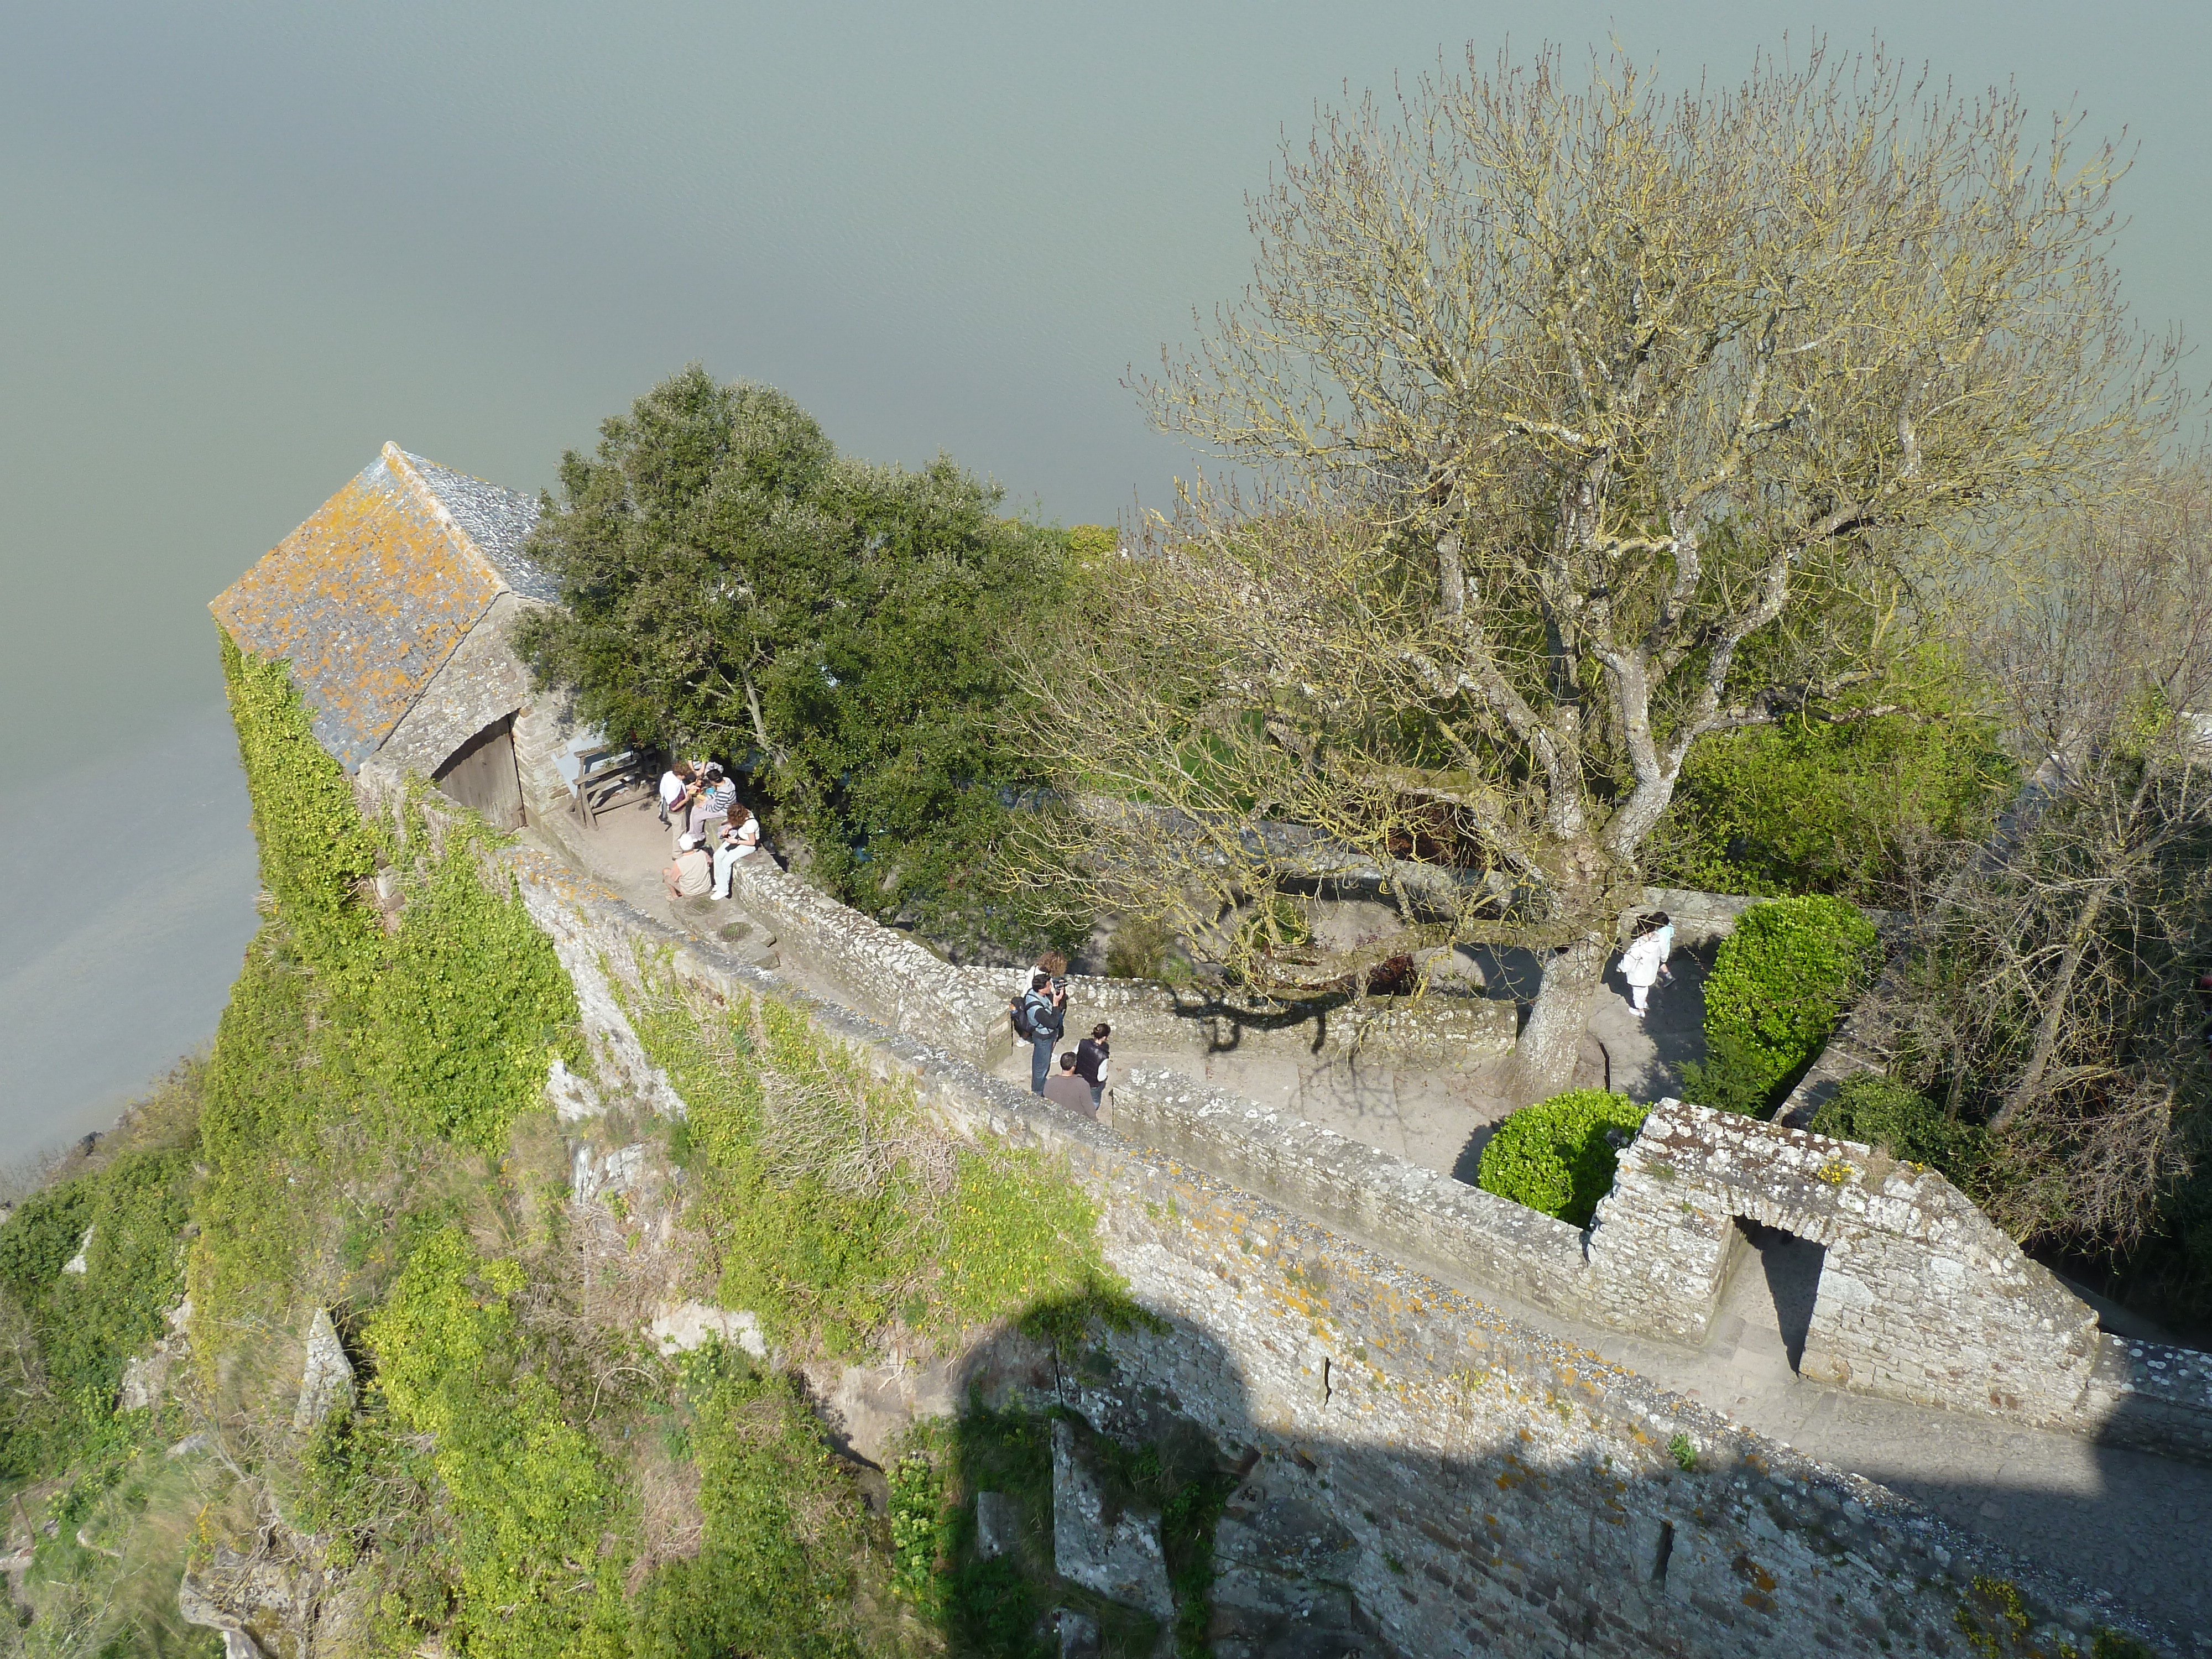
[[1011, 972, 1067, 1095]]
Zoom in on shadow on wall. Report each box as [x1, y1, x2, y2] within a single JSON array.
[[872, 1292, 2193, 1659]]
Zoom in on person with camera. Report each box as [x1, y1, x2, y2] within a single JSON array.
[[1011, 971, 1067, 1095]]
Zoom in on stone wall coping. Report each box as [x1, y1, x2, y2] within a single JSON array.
[[1626, 1100, 2031, 1267], [503, 852, 2165, 1650]]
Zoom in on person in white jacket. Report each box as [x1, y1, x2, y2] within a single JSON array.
[[1619, 911, 1674, 1020]]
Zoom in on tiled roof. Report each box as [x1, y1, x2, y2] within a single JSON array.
[[210, 442, 555, 771], [403, 450, 555, 602]]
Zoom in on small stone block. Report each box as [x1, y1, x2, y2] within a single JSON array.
[[976, 1490, 1018, 1559]]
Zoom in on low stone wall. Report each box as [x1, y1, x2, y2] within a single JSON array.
[[1110, 1066, 1595, 1319], [721, 855, 1010, 1063], [502, 851, 2173, 1656], [1025, 975, 1517, 1069], [1590, 1103, 2103, 1422]]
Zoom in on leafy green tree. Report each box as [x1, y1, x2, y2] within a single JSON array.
[[1645, 700, 2015, 904], [513, 366, 1079, 949]]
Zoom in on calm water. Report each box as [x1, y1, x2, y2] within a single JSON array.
[[2, 1, 2205, 1159]]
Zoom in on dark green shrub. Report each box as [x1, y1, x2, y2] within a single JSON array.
[[1689, 895, 1881, 1117], [1476, 1089, 1648, 1225], [1645, 701, 2013, 905], [1811, 1074, 1986, 1182]]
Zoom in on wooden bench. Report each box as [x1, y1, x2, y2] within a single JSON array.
[[569, 746, 657, 830]]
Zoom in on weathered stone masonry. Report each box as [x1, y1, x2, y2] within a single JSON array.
[[506, 846, 2173, 1657]]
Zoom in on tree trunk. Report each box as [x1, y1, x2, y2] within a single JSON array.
[[1512, 934, 1613, 1099]]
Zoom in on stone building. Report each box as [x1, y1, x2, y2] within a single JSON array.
[[209, 441, 570, 827]]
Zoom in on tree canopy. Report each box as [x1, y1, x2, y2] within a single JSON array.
[[1009, 43, 2171, 1091], [513, 366, 1081, 950]]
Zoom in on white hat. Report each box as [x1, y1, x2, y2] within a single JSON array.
[[679, 834, 699, 851]]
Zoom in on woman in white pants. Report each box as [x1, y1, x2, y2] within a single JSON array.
[[1619, 912, 1673, 1019]]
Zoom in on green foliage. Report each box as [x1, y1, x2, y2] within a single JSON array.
[[629, 1343, 864, 1658], [364, 1227, 620, 1659], [888, 1451, 949, 1605], [0, 1144, 195, 1479], [1688, 895, 1881, 1117], [218, 630, 380, 973], [1476, 1089, 1648, 1226], [625, 966, 1130, 1358], [366, 824, 583, 1149], [1811, 1074, 1988, 1182], [1667, 1432, 1698, 1472], [1645, 704, 2013, 904], [511, 365, 1086, 955]]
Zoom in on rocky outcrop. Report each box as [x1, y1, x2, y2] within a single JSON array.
[[293, 1308, 354, 1432], [1049, 1418, 1172, 1621]]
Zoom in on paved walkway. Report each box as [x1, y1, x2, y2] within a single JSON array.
[[536, 813, 2210, 1645]]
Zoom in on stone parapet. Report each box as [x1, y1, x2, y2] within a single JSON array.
[[2085, 1335, 2212, 1463], [1109, 1066, 1595, 1318], [1019, 975, 1517, 1070], [496, 852, 2175, 1655]]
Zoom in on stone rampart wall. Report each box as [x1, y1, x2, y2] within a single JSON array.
[[1010, 973, 1517, 1069], [705, 840, 2212, 1455], [500, 847, 2172, 1657]]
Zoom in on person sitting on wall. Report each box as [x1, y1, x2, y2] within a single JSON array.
[[664, 833, 713, 901], [1043, 1051, 1096, 1117], [711, 805, 761, 900], [666, 765, 703, 853], [1074, 1021, 1111, 1113]]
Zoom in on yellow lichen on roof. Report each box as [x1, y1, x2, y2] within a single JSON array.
[[210, 447, 504, 770]]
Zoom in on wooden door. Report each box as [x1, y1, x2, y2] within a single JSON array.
[[432, 712, 525, 828]]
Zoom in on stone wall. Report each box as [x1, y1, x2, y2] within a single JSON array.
[[1588, 1103, 2103, 1422], [717, 853, 1519, 1074], [500, 848, 2173, 1657], [707, 837, 2212, 1453], [371, 589, 544, 782]]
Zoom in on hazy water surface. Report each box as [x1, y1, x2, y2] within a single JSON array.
[[2, 1, 2206, 1158]]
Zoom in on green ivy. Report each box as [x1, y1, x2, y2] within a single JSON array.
[[1688, 895, 1881, 1117], [364, 1227, 623, 1659], [626, 967, 1133, 1359], [218, 629, 380, 975], [1476, 1089, 1648, 1226], [366, 820, 583, 1149]]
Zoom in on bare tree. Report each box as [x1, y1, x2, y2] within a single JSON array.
[[1014, 42, 2167, 1092], [1869, 472, 2212, 1249]]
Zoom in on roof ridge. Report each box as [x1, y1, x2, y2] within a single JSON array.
[[381, 441, 511, 593]]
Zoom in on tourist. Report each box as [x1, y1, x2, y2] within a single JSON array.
[[664, 833, 713, 900], [1014, 972, 1067, 1095], [1016, 949, 1068, 999], [666, 765, 703, 853], [1043, 1051, 1095, 1116], [1074, 1022, 1111, 1113], [659, 760, 692, 836], [695, 763, 737, 841], [1620, 913, 1673, 1020], [711, 805, 761, 899]]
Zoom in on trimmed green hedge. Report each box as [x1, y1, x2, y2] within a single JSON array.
[[1476, 1089, 1648, 1226], [1688, 894, 1881, 1117]]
